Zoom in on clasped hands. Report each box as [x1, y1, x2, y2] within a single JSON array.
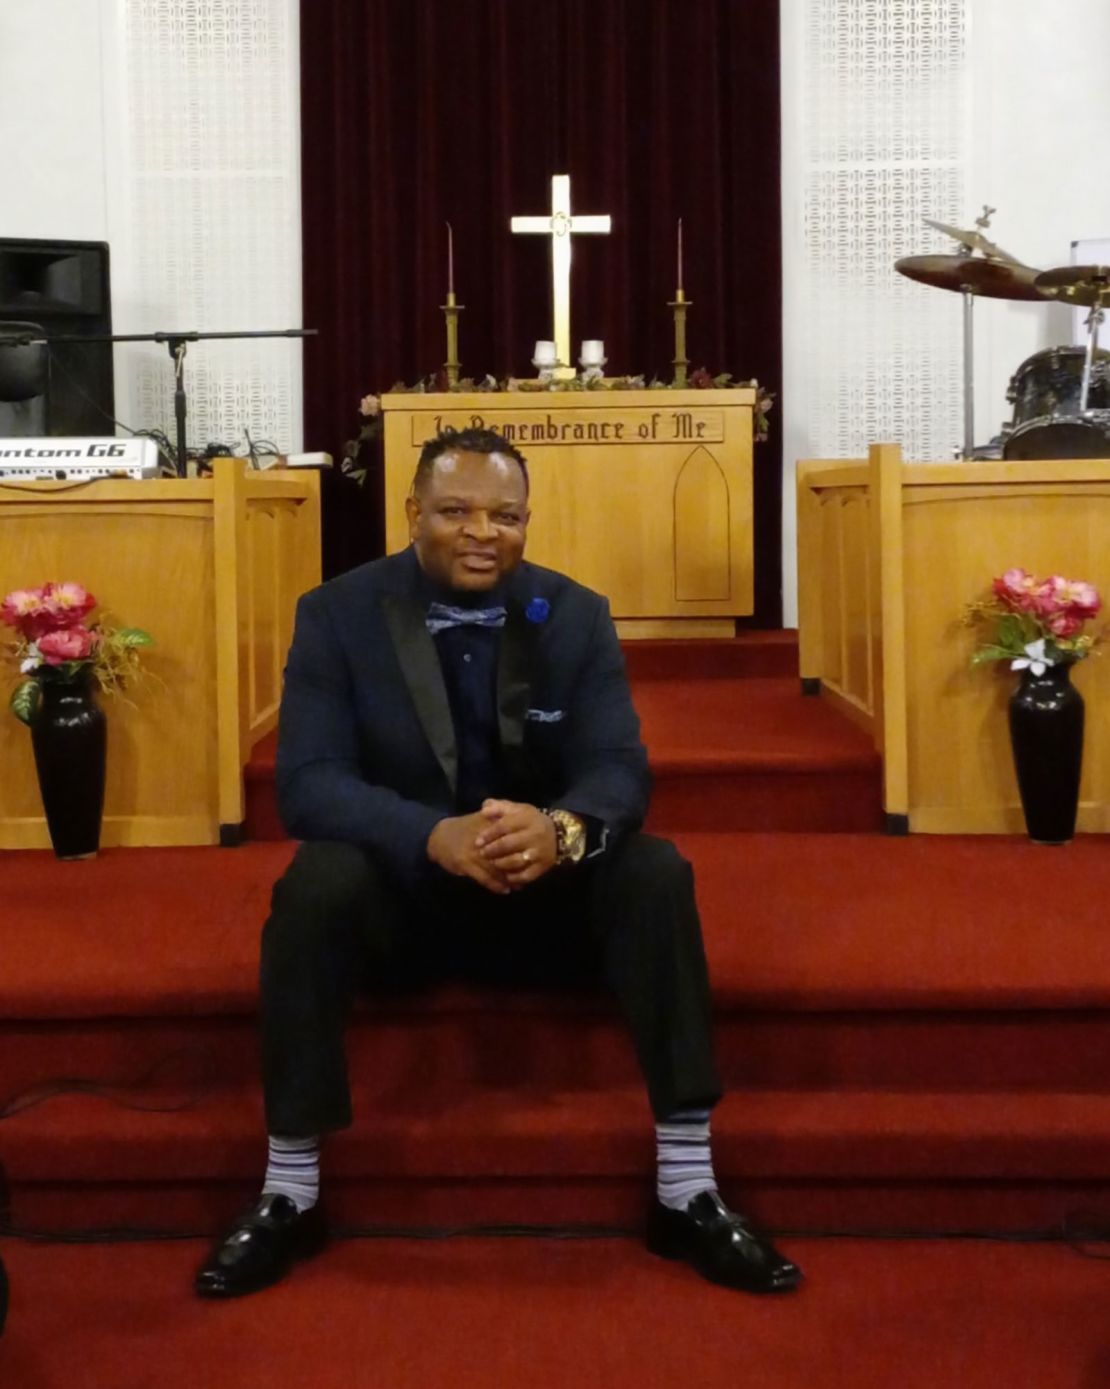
[[426, 798, 556, 894]]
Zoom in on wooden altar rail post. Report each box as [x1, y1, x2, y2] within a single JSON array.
[[213, 458, 250, 840], [213, 457, 321, 842], [797, 444, 1110, 834], [872, 441, 909, 828], [796, 447, 906, 826]]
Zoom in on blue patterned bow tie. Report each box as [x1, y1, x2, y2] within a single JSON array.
[[425, 601, 508, 635]]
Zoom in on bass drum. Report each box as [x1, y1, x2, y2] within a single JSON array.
[[1002, 410, 1110, 460], [1006, 345, 1110, 424]]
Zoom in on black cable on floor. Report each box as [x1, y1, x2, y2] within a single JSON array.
[[0, 1049, 216, 1120]]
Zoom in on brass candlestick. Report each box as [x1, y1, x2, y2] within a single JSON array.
[[441, 292, 464, 386], [669, 289, 691, 386]]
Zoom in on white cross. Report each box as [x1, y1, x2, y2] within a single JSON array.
[[511, 174, 611, 369]]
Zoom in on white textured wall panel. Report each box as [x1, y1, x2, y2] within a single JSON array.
[[968, 0, 1110, 450], [783, 0, 1110, 624], [0, 0, 110, 242], [793, 0, 969, 464], [107, 0, 303, 455], [783, 0, 971, 622]]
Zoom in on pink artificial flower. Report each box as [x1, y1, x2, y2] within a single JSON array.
[[1046, 611, 1083, 639], [359, 394, 381, 418], [36, 625, 99, 665], [41, 581, 96, 627], [1028, 579, 1065, 619], [1, 587, 48, 635], [992, 568, 1040, 612], [1045, 575, 1101, 619]]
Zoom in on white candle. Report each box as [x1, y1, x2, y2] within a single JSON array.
[[533, 340, 557, 365], [580, 339, 605, 366]]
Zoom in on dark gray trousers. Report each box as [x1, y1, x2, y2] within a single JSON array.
[[260, 831, 722, 1134]]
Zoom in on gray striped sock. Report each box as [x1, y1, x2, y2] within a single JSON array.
[[655, 1108, 718, 1211], [262, 1134, 320, 1213]]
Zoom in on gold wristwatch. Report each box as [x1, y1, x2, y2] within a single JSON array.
[[544, 808, 587, 866]]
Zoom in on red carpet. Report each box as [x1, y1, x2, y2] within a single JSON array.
[[5, 831, 1110, 1232], [2, 1235, 1107, 1389], [6, 631, 1110, 1234]]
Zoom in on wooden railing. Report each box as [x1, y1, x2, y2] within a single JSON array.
[[797, 444, 1110, 833], [0, 458, 320, 848], [214, 458, 321, 837]]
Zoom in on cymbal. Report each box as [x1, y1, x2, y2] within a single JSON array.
[[895, 254, 1046, 301], [923, 216, 1022, 265], [1034, 264, 1110, 308]]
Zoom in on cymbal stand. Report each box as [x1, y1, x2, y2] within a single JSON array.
[[1080, 302, 1105, 413], [961, 286, 976, 460]]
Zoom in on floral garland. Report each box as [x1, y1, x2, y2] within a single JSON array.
[[341, 372, 775, 486]]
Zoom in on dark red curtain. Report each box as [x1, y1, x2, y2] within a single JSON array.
[[301, 0, 782, 625]]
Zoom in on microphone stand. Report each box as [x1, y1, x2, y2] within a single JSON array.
[[0, 327, 317, 477]]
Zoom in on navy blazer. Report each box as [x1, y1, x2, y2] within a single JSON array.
[[276, 547, 652, 885]]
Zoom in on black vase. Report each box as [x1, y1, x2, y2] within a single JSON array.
[[30, 672, 107, 859], [1008, 661, 1084, 845]]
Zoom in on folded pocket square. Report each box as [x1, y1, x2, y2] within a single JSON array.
[[525, 708, 566, 723]]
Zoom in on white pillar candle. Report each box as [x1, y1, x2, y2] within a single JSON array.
[[532, 340, 557, 365], [580, 339, 605, 366]]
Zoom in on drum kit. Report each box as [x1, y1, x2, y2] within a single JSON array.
[[896, 207, 1110, 460]]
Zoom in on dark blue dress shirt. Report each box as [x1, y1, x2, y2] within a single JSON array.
[[433, 620, 505, 812], [415, 569, 509, 813]]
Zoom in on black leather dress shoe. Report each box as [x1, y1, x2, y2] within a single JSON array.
[[646, 1191, 803, 1293], [194, 1193, 327, 1298]]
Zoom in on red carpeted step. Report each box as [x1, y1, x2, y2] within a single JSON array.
[[12, 1083, 1110, 1185], [621, 630, 800, 680], [244, 658, 881, 841], [7, 1083, 1110, 1237], [640, 678, 882, 832], [638, 680, 873, 774], [4, 1007, 1110, 1100], [13, 1172, 1110, 1239], [0, 841, 293, 1018], [7, 834, 1110, 1236], [6, 835, 1110, 1020], [646, 770, 883, 834], [11, 1084, 1110, 1185], [242, 729, 283, 842]]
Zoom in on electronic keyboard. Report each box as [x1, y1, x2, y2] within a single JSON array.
[[0, 437, 160, 480]]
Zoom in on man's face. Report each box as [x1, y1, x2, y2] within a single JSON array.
[[406, 449, 530, 592]]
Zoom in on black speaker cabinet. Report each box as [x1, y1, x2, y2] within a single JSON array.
[[0, 238, 114, 437]]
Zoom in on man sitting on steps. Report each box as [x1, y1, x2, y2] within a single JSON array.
[[194, 425, 801, 1298]]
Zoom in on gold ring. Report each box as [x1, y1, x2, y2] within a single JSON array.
[[522, 849, 532, 863]]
